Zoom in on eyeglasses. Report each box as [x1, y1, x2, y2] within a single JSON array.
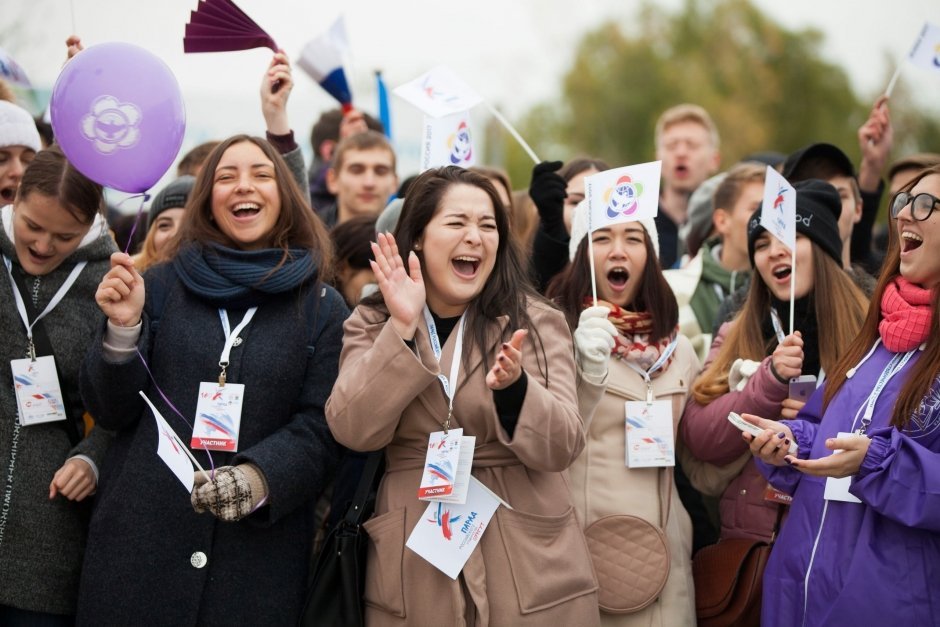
[[890, 192, 940, 221]]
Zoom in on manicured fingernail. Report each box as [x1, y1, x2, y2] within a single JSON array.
[[785, 439, 791, 446], [777, 432, 786, 439], [784, 458, 792, 465], [498, 355, 506, 362], [502, 343, 509, 349]]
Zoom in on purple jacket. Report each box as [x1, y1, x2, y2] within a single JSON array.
[[758, 343, 940, 627]]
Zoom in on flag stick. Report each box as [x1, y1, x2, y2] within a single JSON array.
[[884, 63, 903, 99], [789, 255, 796, 335], [485, 102, 540, 164], [70, 0, 76, 35], [587, 183, 598, 305]]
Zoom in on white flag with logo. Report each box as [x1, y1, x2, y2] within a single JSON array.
[[394, 65, 482, 118], [585, 161, 662, 232], [907, 22, 940, 76], [760, 165, 796, 251], [421, 111, 475, 171], [140, 391, 195, 492]]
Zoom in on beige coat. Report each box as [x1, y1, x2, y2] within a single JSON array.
[[571, 335, 699, 627], [326, 301, 600, 627]]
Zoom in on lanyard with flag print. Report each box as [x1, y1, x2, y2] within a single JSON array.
[[3, 254, 87, 360]]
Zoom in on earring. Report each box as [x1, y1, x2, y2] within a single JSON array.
[[413, 244, 422, 251]]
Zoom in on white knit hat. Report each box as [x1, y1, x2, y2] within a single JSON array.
[[568, 198, 660, 261], [0, 100, 41, 152]]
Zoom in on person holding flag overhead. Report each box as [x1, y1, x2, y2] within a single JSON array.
[[679, 180, 869, 620], [546, 157, 699, 624], [744, 165, 940, 626]]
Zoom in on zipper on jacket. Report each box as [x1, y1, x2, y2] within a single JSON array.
[[802, 499, 830, 627]]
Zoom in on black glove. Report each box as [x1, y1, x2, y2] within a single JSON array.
[[528, 161, 567, 233]]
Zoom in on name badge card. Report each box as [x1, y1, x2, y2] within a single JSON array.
[[418, 429, 474, 504], [823, 431, 863, 504], [407, 476, 503, 579], [11, 356, 67, 425], [625, 400, 675, 468], [191, 382, 245, 452]]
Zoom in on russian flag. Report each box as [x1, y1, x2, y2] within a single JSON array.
[[297, 16, 353, 111]]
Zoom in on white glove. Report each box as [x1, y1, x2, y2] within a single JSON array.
[[574, 306, 617, 378]]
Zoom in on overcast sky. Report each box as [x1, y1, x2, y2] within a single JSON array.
[[6, 0, 940, 193]]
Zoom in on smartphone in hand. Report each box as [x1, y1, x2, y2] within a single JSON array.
[[789, 375, 817, 402]]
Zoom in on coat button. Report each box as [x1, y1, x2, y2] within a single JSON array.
[[739, 489, 747, 496], [191, 551, 208, 568]]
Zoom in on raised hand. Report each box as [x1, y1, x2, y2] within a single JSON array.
[[574, 306, 616, 378], [858, 96, 892, 192], [369, 232, 425, 340], [486, 329, 527, 390], [95, 252, 145, 326], [260, 50, 293, 136], [772, 331, 804, 382]]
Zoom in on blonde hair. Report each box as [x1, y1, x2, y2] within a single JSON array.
[[654, 103, 720, 151]]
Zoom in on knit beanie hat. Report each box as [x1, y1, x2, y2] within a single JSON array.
[[568, 198, 659, 262], [783, 143, 855, 181], [0, 101, 41, 152], [747, 179, 842, 267], [148, 175, 195, 229]]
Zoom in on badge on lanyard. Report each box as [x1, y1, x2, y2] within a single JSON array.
[[763, 484, 793, 505], [623, 336, 678, 468], [823, 432, 863, 504], [4, 255, 86, 427], [625, 400, 675, 468], [191, 308, 256, 452], [11, 356, 68, 425], [418, 307, 475, 503]]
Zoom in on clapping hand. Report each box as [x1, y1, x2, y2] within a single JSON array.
[[486, 329, 527, 390], [370, 233, 426, 341]]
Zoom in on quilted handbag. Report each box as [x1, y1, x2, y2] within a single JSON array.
[[583, 468, 672, 614]]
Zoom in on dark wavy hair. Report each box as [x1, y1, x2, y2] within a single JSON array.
[[363, 166, 548, 377], [166, 134, 332, 279]]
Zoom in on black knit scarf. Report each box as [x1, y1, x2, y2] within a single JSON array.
[[173, 242, 317, 308], [762, 294, 820, 378]]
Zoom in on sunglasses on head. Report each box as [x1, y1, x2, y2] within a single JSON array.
[[890, 191, 940, 221]]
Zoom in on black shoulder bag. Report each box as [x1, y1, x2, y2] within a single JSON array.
[[299, 450, 384, 627]]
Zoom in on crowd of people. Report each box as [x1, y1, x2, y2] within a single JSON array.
[[0, 36, 938, 627]]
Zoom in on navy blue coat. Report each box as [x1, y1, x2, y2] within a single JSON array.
[[77, 262, 346, 626]]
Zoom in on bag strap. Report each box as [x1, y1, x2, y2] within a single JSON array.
[[769, 504, 785, 544], [343, 451, 384, 527]]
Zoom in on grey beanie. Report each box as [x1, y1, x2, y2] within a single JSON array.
[[148, 175, 195, 230]]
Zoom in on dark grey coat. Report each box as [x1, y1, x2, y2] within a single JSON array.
[[77, 262, 346, 626], [0, 212, 116, 615]]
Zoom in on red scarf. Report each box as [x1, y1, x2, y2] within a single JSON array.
[[879, 277, 934, 352], [590, 298, 678, 374]]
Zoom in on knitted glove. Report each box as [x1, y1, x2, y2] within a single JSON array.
[[574, 306, 616, 378], [191, 464, 268, 522], [529, 161, 567, 233]]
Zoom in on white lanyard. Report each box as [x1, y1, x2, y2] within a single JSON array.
[[3, 254, 87, 360], [624, 335, 679, 404], [216, 307, 257, 385], [423, 306, 466, 432], [852, 348, 917, 435]]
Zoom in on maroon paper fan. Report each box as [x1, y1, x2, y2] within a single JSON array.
[[183, 0, 277, 53]]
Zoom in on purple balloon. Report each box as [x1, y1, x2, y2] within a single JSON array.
[[50, 42, 186, 193]]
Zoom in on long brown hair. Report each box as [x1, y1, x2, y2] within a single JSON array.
[[547, 230, 678, 339], [363, 166, 548, 376], [165, 135, 332, 279], [823, 165, 940, 429], [693, 239, 868, 405]]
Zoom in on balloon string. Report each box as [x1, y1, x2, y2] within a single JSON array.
[[70, 0, 76, 37], [115, 192, 150, 255]]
